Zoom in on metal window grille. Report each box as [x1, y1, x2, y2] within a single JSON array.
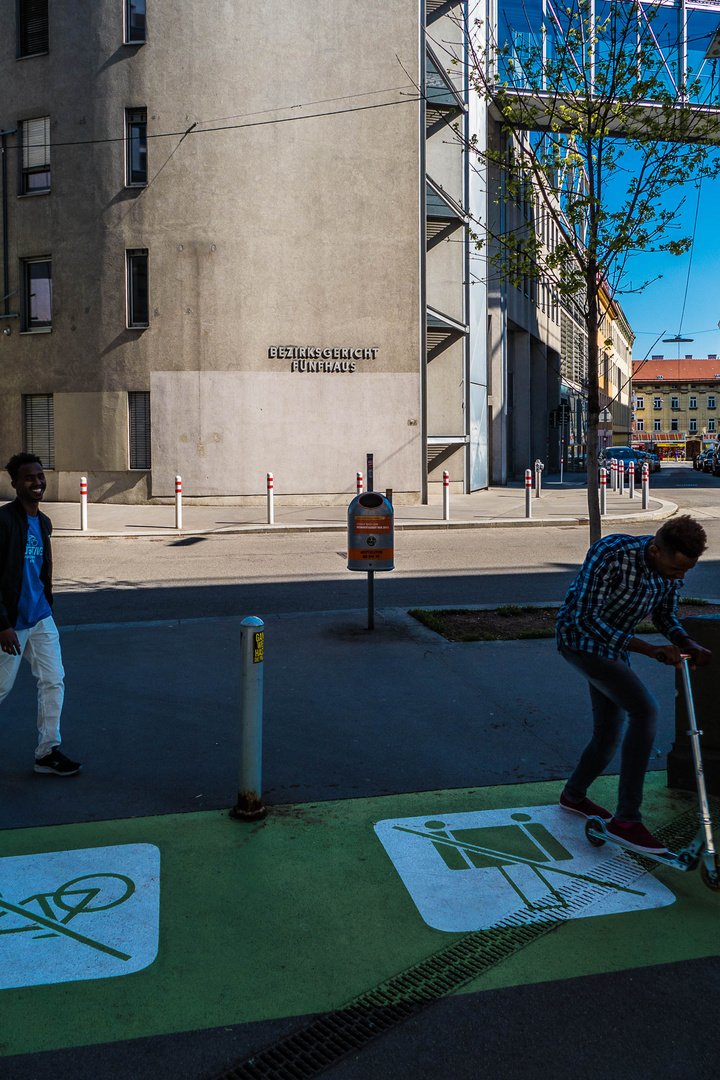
[[129, 392, 151, 469], [125, 108, 147, 185], [126, 249, 149, 327], [21, 117, 50, 193], [18, 0, 48, 57], [22, 394, 54, 469]]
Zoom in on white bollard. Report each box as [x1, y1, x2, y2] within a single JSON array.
[[642, 462, 649, 509], [267, 472, 274, 525], [600, 467, 607, 516], [611, 458, 617, 492], [525, 469, 532, 518], [175, 475, 182, 530], [356, 471, 363, 495], [442, 470, 450, 521], [80, 476, 88, 532], [230, 616, 267, 821], [618, 460, 625, 496], [628, 460, 635, 498]]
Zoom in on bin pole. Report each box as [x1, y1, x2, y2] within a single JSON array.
[[356, 471, 363, 495], [642, 462, 649, 509], [366, 453, 374, 493], [175, 476, 182, 530], [628, 460, 635, 498], [442, 470, 450, 520], [230, 617, 268, 821], [535, 461, 542, 498], [525, 469, 532, 519], [80, 476, 88, 532], [600, 467, 607, 516], [267, 472, 274, 525], [368, 570, 374, 630]]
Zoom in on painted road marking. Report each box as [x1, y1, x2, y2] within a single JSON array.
[[375, 805, 675, 932], [0, 844, 160, 989]]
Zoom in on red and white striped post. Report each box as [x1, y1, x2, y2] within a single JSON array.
[[356, 471, 363, 495], [442, 470, 450, 520], [628, 459, 635, 498], [267, 472, 274, 524], [525, 469, 532, 518], [642, 462, 650, 509], [80, 476, 88, 532], [610, 458, 617, 492], [618, 458, 625, 495], [600, 467, 607, 516], [175, 476, 182, 530]]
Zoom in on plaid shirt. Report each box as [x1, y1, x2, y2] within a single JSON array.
[[556, 533, 686, 663]]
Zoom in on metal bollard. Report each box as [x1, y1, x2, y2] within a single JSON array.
[[267, 472, 274, 524], [80, 476, 88, 532], [356, 471, 363, 495], [525, 469, 532, 518], [600, 467, 607, 516], [175, 475, 182, 530], [628, 460, 635, 498], [230, 617, 267, 821], [618, 460, 625, 496], [534, 459, 544, 498], [442, 470, 450, 520], [610, 458, 617, 492], [642, 462, 649, 509]]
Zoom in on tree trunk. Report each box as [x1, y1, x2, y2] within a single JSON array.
[[585, 266, 601, 544]]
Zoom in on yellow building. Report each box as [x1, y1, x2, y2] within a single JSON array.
[[632, 356, 720, 459]]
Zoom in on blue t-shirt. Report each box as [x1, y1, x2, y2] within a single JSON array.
[[15, 515, 52, 630]]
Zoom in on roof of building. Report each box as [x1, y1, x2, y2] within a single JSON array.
[[632, 358, 720, 384]]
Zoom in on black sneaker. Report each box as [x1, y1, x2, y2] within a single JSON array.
[[34, 748, 82, 776]]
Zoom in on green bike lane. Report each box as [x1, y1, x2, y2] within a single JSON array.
[[1, 773, 719, 1076]]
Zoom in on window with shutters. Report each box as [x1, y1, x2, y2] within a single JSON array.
[[125, 0, 146, 44], [20, 117, 50, 194], [128, 392, 151, 469], [23, 394, 54, 469], [126, 249, 149, 328], [17, 0, 48, 58], [125, 109, 147, 186], [22, 257, 52, 330]]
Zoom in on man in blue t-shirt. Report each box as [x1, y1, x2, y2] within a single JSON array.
[[0, 453, 81, 775]]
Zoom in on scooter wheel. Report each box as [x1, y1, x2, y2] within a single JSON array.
[[700, 862, 720, 892], [585, 818, 606, 847]]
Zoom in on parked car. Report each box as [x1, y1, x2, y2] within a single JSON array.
[[712, 444, 720, 477], [702, 446, 718, 473], [599, 447, 646, 477], [646, 452, 661, 473]]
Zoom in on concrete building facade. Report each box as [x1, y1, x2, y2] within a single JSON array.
[[0, 0, 481, 504]]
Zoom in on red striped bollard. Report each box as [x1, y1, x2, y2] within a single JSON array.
[[80, 476, 88, 532], [442, 470, 450, 521], [267, 472, 274, 524], [628, 459, 635, 498], [525, 469, 532, 518], [600, 467, 607, 516], [642, 462, 649, 509], [175, 475, 182, 530], [356, 471, 363, 495]]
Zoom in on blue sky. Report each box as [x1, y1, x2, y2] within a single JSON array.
[[610, 172, 720, 361]]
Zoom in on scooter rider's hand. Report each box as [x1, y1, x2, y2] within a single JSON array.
[[678, 638, 712, 669], [0, 627, 21, 656]]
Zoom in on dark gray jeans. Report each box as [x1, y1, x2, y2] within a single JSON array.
[[559, 644, 659, 822]]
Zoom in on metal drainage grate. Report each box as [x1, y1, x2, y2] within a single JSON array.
[[209, 799, 719, 1080]]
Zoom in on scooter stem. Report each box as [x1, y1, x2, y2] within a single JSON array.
[[680, 656, 716, 860]]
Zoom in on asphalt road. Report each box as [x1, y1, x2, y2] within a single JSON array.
[[50, 463, 720, 624]]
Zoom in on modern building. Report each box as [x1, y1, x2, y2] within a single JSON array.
[[632, 355, 720, 459], [0, 0, 480, 504]]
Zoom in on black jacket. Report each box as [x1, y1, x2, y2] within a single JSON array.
[[0, 499, 53, 632]]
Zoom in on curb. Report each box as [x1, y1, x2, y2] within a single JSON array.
[[51, 499, 678, 540]]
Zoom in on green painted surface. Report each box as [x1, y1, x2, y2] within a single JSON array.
[[0, 774, 717, 1057]]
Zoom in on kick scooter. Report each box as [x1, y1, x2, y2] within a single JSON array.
[[585, 655, 720, 892]]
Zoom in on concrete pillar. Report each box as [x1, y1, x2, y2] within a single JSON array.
[[666, 615, 720, 795], [530, 339, 548, 466], [512, 329, 531, 475]]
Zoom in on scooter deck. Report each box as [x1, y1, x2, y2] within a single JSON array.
[[585, 818, 681, 867]]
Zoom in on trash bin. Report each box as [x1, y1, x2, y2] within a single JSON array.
[[347, 492, 394, 571]]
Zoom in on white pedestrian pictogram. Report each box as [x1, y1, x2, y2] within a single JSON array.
[[375, 805, 675, 932]]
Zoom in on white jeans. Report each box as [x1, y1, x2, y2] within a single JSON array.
[[0, 615, 65, 758]]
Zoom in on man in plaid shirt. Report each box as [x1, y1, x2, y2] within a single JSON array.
[[556, 515, 711, 854]]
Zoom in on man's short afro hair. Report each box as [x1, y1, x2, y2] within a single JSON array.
[[5, 453, 43, 483], [656, 515, 708, 560]]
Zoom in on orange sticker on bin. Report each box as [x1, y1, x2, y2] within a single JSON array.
[[354, 517, 392, 533]]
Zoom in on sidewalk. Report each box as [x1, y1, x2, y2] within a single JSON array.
[[2, 609, 719, 1080], [47, 474, 676, 538]]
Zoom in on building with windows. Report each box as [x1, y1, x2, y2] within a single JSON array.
[[632, 356, 720, 459], [0, 0, 479, 503]]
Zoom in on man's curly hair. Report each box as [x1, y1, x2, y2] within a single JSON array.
[[656, 515, 708, 560], [5, 453, 43, 482]]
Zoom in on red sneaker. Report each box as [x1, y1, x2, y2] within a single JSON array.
[[559, 791, 612, 822], [606, 818, 668, 854]]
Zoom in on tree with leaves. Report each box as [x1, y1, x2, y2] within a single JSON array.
[[452, 0, 720, 540]]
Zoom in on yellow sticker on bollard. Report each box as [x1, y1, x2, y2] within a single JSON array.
[[253, 631, 264, 664]]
